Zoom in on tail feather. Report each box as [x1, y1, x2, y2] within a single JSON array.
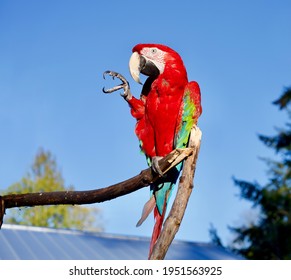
[[153, 166, 181, 215], [148, 204, 166, 258], [136, 195, 156, 227], [147, 167, 181, 258]]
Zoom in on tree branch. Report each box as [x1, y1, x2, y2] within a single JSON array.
[[0, 148, 193, 229], [149, 125, 202, 260]]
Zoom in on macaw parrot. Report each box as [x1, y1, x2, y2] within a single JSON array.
[[103, 43, 202, 257]]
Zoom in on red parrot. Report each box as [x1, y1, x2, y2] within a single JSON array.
[[103, 43, 202, 257]]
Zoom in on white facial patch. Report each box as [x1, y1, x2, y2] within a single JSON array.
[[141, 47, 166, 74]]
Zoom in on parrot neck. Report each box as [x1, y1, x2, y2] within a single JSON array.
[[141, 60, 188, 97], [155, 64, 188, 94], [164, 60, 188, 83]]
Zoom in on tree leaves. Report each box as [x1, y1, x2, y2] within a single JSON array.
[[3, 148, 103, 232], [229, 87, 291, 259]]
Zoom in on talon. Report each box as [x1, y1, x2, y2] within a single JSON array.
[[151, 156, 164, 177], [102, 70, 132, 100], [102, 70, 111, 80]]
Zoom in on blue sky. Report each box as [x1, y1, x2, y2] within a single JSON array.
[[0, 0, 290, 245]]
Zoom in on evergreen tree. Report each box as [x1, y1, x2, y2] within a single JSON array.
[[229, 87, 291, 259], [3, 149, 103, 232]]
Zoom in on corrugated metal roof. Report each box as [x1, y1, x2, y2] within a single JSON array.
[[0, 224, 242, 260]]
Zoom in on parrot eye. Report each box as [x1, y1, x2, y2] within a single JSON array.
[[151, 48, 158, 54]]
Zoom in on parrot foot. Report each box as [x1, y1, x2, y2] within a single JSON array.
[[102, 70, 132, 100], [151, 156, 164, 177]]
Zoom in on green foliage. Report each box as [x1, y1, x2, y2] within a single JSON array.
[[229, 87, 291, 259], [3, 149, 103, 231]]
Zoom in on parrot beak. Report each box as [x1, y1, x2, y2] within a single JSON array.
[[129, 52, 160, 85], [129, 52, 143, 84]]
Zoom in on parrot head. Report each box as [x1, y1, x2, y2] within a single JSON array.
[[129, 44, 186, 84]]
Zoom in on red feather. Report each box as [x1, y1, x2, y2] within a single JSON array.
[[149, 205, 166, 258]]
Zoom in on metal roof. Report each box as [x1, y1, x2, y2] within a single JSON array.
[[0, 224, 242, 260]]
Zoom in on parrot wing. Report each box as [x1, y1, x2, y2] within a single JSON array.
[[174, 81, 202, 149]]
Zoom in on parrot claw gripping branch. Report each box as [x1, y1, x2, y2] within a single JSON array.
[[103, 43, 202, 259]]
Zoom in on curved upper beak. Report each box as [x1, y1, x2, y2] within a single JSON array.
[[129, 52, 160, 85], [129, 52, 142, 84]]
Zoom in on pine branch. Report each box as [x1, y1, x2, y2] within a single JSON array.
[[149, 125, 202, 260], [0, 148, 193, 229]]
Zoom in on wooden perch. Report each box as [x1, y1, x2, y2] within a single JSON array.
[[0, 148, 193, 229], [149, 126, 202, 260]]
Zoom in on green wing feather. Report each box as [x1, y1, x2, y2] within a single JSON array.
[[175, 83, 198, 149]]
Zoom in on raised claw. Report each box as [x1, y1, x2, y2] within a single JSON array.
[[102, 70, 132, 100], [102, 84, 125, 94]]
